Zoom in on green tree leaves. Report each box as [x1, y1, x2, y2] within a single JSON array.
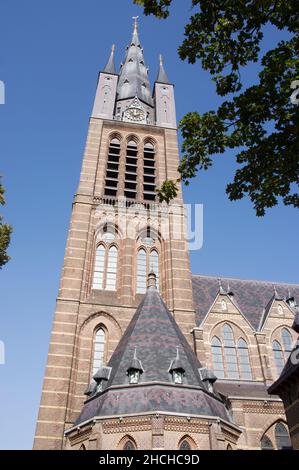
[[134, 0, 299, 215]]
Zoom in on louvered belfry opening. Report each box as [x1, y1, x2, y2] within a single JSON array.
[[125, 140, 138, 199], [104, 138, 120, 197], [143, 142, 156, 201]]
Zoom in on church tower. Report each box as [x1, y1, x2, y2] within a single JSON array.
[[33, 19, 196, 450]]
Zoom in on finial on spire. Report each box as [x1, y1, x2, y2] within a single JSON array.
[[111, 44, 115, 53], [159, 54, 163, 66], [132, 15, 139, 33], [148, 270, 157, 289]]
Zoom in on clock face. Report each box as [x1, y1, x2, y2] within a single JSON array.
[[125, 107, 145, 122]]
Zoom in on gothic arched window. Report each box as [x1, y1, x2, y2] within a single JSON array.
[[143, 142, 156, 201], [92, 226, 118, 291], [275, 422, 291, 450], [273, 340, 284, 374], [125, 139, 138, 200], [93, 245, 105, 289], [92, 328, 106, 377], [237, 338, 252, 380], [261, 435, 274, 450], [136, 248, 159, 293], [211, 324, 252, 380], [106, 246, 118, 291], [223, 324, 239, 379], [211, 337, 225, 378], [281, 328, 293, 358], [137, 248, 147, 293], [179, 440, 191, 450], [105, 137, 121, 197]]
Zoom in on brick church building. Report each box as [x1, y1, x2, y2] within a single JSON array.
[[34, 20, 299, 450]]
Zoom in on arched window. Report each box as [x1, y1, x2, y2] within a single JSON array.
[[277, 304, 284, 315], [123, 440, 136, 450], [226, 444, 233, 450], [179, 440, 191, 450], [272, 328, 293, 375], [221, 299, 227, 311], [105, 137, 120, 197], [211, 324, 252, 380], [261, 435, 274, 450], [149, 249, 159, 286], [237, 338, 252, 380], [273, 340, 285, 374], [92, 328, 106, 377], [93, 245, 105, 289], [281, 328, 293, 358], [211, 337, 225, 378], [137, 248, 147, 293], [106, 246, 118, 290], [125, 140, 138, 199], [275, 422, 291, 450], [92, 241, 118, 291], [223, 324, 239, 379], [143, 142, 156, 201], [79, 444, 86, 450], [136, 228, 160, 293]]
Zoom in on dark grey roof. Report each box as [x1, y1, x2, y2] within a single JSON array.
[[102, 45, 117, 75], [117, 20, 153, 106], [102, 285, 206, 388], [156, 55, 170, 84], [192, 275, 299, 331], [75, 284, 232, 425]]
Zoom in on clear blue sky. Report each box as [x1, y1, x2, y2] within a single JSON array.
[[0, 0, 298, 450]]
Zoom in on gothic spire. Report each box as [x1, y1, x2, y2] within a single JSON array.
[[156, 54, 170, 84], [103, 44, 116, 74], [117, 17, 153, 106]]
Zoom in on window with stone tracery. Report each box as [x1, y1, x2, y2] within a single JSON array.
[[92, 227, 118, 291], [272, 327, 293, 375], [211, 324, 252, 380]]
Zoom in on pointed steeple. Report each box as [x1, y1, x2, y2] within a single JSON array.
[[103, 44, 116, 74], [156, 54, 170, 84], [117, 18, 153, 106]]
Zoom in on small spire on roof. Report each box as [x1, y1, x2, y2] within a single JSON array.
[[156, 54, 170, 84], [148, 270, 157, 289]]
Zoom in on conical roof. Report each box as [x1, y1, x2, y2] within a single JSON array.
[[156, 54, 170, 84], [74, 284, 232, 425], [117, 18, 153, 106], [103, 44, 117, 74]]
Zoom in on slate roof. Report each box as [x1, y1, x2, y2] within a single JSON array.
[[117, 19, 153, 107], [74, 283, 232, 425], [192, 275, 299, 331]]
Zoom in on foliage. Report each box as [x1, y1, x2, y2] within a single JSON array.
[[134, 0, 299, 215], [0, 179, 12, 268]]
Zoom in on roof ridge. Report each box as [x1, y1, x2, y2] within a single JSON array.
[[192, 273, 299, 287]]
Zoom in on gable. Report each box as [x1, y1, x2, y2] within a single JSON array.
[[192, 275, 299, 331]]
